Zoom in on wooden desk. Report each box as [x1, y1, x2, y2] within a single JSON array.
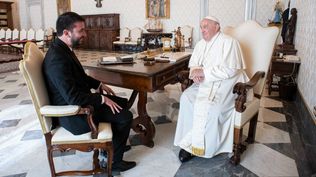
[[268, 58, 300, 95], [83, 52, 191, 147]]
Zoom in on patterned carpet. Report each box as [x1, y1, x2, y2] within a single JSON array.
[[0, 50, 311, 177]]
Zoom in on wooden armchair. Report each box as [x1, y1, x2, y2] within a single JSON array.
[[35, 29, 45, 51], [177, 21, 279, 165], [19, 42, 114, 177], [113, 27, 130, 45], [125, 27, 143, 45], [181, 25, 193, 48]]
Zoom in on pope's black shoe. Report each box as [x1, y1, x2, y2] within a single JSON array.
[[112, 160, 136, 172], [178, 149, 194, 163]]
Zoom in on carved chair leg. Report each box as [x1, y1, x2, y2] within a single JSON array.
[[92, 149, 100, 170], [231, 127, 243, 165], [105, 144, 113, 177], [246, 113, 258, 144], [47, 148, 56, 177]]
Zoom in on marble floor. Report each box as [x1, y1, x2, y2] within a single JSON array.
[[0, 50, 313, 177]]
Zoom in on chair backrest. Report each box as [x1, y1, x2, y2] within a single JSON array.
[[27, 28, 35, 40], [181, 25, 193, 42], [12, 29, 19, 40], [45, 27, 54, 40], [0, 28, 5, 39], [5, 29, 12, 40], [119, 27, 130, 41], [45, 27, 54, 36], [20, 29, 27, 40], [35, 29, 45, 46], [19, 42, 51, 133], [223, 20, 279, 96], [130, 27, 142, 42]]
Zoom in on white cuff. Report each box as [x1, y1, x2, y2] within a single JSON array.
[[101, 95, 105, 104]]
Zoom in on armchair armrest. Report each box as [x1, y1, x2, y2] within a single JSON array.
[[40, 105, 80, 116], [40, 105, 98, 139], [177, 70, 193, 91], [233, 71, 265, 112]]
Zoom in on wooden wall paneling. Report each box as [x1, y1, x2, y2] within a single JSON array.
[[81, 14, 119, 51]]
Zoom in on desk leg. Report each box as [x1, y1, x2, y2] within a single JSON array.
[[131, 91, 156, 147]]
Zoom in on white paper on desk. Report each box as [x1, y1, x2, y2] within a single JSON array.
[[284, 55, 300, 62], [102, 56, 117, 62], [154, 57, 175, 62], [121, 55, 134, 59]]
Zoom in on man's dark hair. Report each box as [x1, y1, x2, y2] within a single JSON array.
[[56, 12, 85, 37]]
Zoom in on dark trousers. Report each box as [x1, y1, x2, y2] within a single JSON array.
[[93, 95, 133, 163]]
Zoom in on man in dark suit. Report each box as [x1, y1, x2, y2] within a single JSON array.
[[42, 12, 136, 172]]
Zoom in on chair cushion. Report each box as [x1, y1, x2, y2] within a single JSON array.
[[51, 123, 112, 145], [113, 41, 126, 45], [234, 97, 260, 128]]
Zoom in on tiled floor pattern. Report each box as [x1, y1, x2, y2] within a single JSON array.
[[0, 50, 306, 177]]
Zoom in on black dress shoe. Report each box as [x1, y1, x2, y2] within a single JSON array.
[[124, 145, 132, 152], [112, 160, 136, 172], [178, 149, 194, 163]]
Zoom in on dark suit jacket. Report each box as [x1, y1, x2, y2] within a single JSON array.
[[43, 38, 102, 135]]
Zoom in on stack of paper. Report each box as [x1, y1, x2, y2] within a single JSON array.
[[102, 56, 117, 62]]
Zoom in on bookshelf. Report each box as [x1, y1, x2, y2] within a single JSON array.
[[0, 2, 13, 29]]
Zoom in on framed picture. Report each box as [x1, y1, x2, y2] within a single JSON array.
[[56, 0, 71, 16], [146, 0, 170, 19]]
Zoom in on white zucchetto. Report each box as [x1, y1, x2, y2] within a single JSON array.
[[203, 16, 220, 24]]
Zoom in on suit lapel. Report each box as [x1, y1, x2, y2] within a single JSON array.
[[55, 38, 85, 72], [69, 50, 85, 71]]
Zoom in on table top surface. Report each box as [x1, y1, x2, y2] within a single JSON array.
[[82, 51, 191, 77]]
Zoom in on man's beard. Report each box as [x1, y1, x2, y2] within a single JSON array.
[[71, 37, 82, 48]]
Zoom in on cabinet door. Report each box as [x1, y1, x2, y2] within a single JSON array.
[[100, 14, 119, 30], [87, 30, 99, 49], [99, 30, 111, 51], [80, 34, 89, 48], [99, 30, 119, 51]]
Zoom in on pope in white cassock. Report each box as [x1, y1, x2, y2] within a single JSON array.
[[174, 16, 251, 162]]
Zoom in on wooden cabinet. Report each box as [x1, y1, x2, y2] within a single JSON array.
[[0, 2, 13, 29], [81, 14, 119, 51], [267, 57, 300, 95]]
